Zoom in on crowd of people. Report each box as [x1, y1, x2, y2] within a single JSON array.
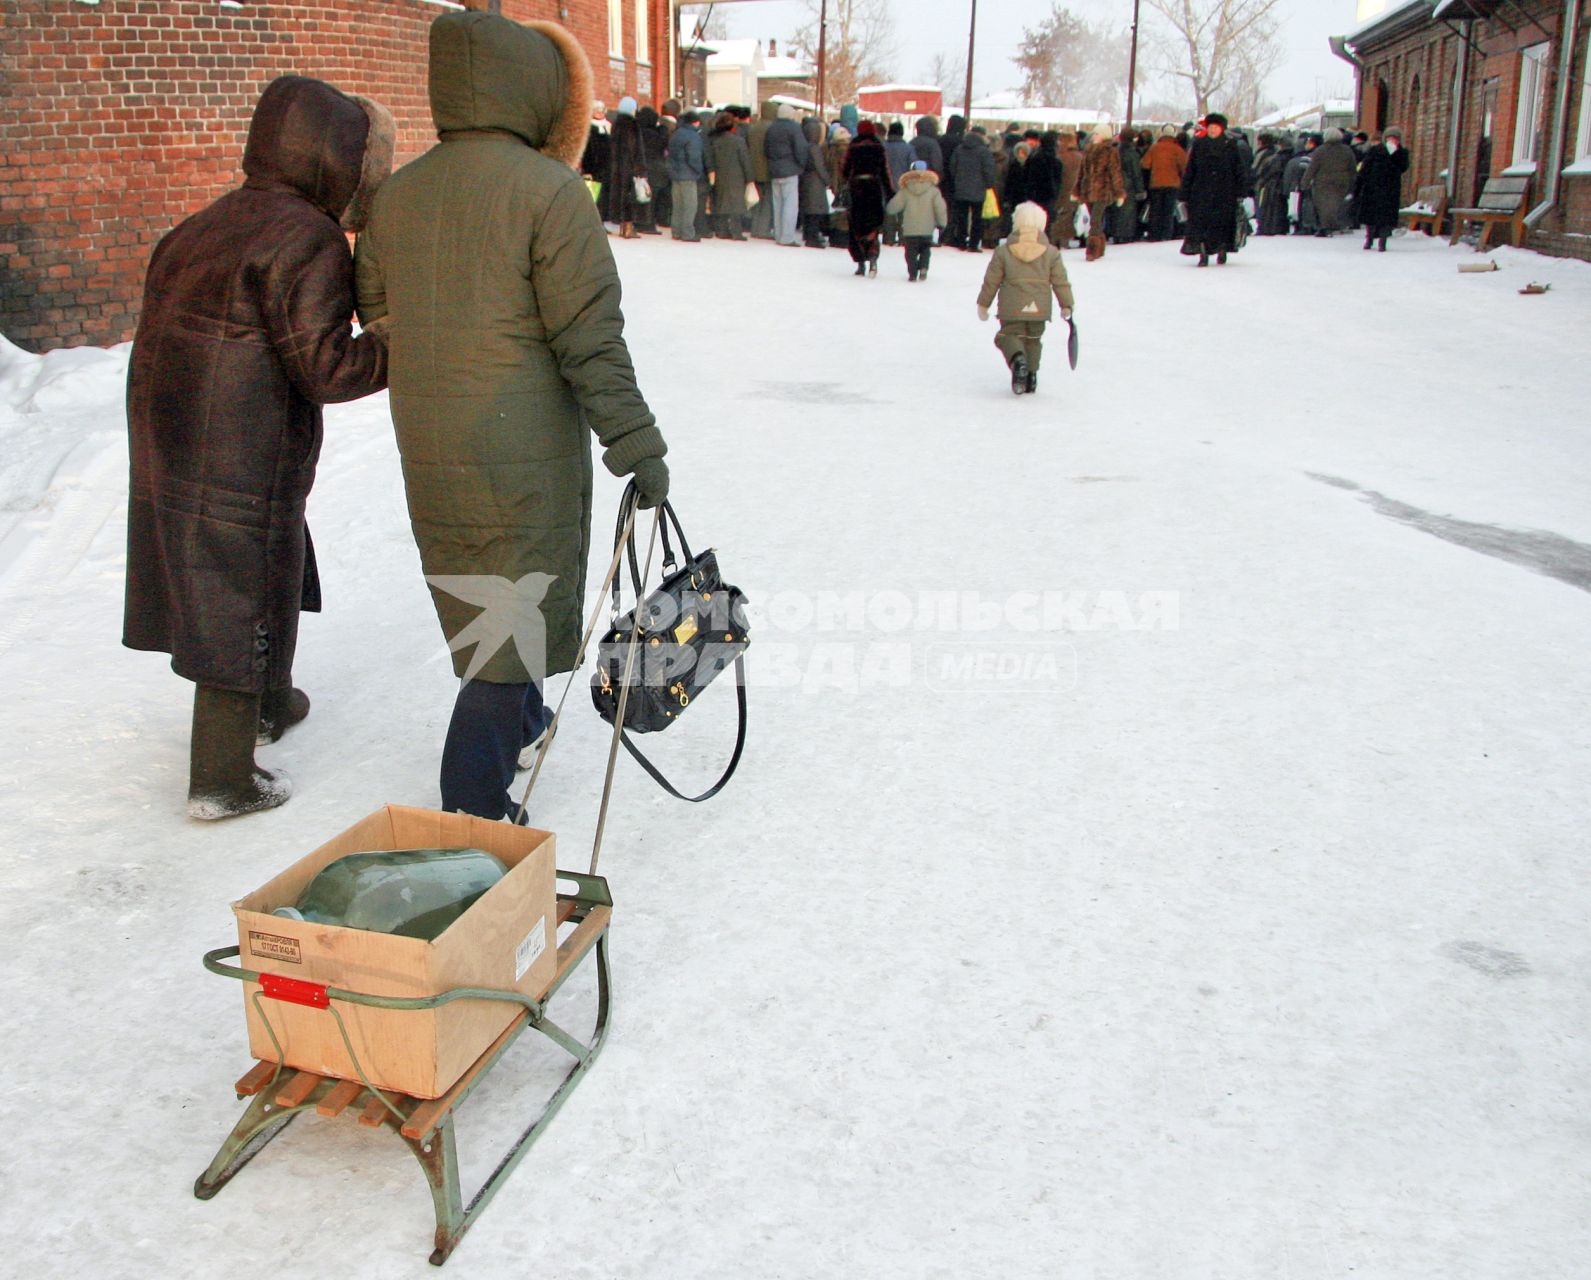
[[582, 100, 1415, 272]]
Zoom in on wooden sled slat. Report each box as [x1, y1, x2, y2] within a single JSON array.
[[234, 1061, 278, 1097], [317, 1079, 363, 1118], [274, 1071, 324, 1109]]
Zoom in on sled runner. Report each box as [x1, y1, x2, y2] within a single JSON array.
[[195, 871, 611, 1265]]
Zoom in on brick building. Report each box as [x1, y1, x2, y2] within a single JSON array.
[[0, 0, 676, 351], [1337, 0, 1591, 260]]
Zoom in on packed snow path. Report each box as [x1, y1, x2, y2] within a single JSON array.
[[1, 234, 1588, 1279]]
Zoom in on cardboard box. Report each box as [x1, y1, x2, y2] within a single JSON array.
[[233, 805, 558, 1100]]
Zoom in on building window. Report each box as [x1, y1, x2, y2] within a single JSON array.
[[635, 0, 650, 65], [1511, 42, 1550, 168], [1573, 37, 1591, 170], [608, 0, 623, 58]]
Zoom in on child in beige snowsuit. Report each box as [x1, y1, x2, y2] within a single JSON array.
[[976, 200, 1075, 394]]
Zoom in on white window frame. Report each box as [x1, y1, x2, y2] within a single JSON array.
[[635, 0, 650, 66], [608, 0, 624, 58], [1570, 36, 1591, 173], [1509, 41, 1550, 170]]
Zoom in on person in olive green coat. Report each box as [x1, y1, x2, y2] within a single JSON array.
[[707, 112, 753, 239], [355, 11, 669, 820], [976, 200, 1076, 396]]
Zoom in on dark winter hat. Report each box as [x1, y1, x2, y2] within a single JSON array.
[[971, 125, 986, 136], [1383, 125, 1404, 142], [888, 120, 904, 137], [1204, 112, 1229, 130], [857, 119, 877, 138]]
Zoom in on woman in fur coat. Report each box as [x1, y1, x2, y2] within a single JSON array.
[[840, 120, 894, 276]]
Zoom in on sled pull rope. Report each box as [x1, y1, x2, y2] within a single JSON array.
[[591, 506, 661, 876], [513, 499, 641, 824]]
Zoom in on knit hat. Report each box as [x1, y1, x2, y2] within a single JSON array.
[[1012, 201, 1048, 235], [911, 159, 928, 170], [856, 119, 877, 138], [1160, 124, 1177, 137], [1383, 125, 1404, 142], [618, 96, 637, 116]]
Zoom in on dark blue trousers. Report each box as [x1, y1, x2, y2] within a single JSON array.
[[439, 680, 549, 820]]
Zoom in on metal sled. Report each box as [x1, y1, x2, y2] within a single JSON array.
[[195, 871, 612, 1266]]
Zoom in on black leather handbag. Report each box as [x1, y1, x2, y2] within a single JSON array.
[[590, 490, 749, 802]]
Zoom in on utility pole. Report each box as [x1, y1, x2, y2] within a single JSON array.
[[963, 0, 977, 121], [1126, 0, 1141, 130], [818, 0, 828, 119]]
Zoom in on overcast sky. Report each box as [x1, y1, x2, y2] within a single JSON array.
[[708, 0, 1362, 110]]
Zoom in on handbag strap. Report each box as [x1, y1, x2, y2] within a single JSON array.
[[616, 656, 747, 803], [615, 491, 695, 611]]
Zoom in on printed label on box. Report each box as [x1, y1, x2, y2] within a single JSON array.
[[248, 930, 302, 965], [515, 917, 547, 980]]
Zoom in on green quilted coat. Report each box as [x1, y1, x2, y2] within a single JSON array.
[[355, 12, 665, 682]]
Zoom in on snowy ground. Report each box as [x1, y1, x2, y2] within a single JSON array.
[[2, 231, 1589, 1279]]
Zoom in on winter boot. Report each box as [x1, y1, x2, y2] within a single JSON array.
[[1011, 353, 1030, 396], [189, 685, 291, 820], [1379, 235, 1389, 252], [257, 686, 311, 746], [855, 262, 866, 277], [1085, 234, 1105, 262], [1027, 368, 1039, 394], [1197, 252, 1209, 267], [1364, 229, 1374, 250], [1217, 251, 1228, 265]]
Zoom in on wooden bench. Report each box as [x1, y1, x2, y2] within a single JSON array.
[[1401, 183, 1448, 236], [1448, 175, 1531, 250]]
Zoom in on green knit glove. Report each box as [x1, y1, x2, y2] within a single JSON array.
[[631, 456, 670, 510]]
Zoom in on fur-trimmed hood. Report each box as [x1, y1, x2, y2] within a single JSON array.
[[899, 168, 939, 190], [427, 11, 593, 170], [341, 94, 395, 231]]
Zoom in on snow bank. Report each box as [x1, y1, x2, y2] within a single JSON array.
[[0, 334, 129, 549]]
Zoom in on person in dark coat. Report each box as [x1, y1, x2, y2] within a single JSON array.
[[635, 105, 669, 234], [1003, 138, 1033, 229], [841, 119, 893, 275], [1301, 128, 1358, 235], [799, 116, 834, 247], [1284, 134, 1319, 234], [665, 110, 707, 241], [1178, 112, 1251, 266], [947, 125, 997, 253], [1252, 133, 1290, 236], [581, 101, 612, 219], [1113, 129, 1145, 243], [708, 112, 753, 239], [124, 75, 392, 819], [608, 96, 645, 238], [911, 115, 945, 177], [1022, 132, 1063, 237], [1352, 126, 1411, 251], [939, 114, 969, 245]]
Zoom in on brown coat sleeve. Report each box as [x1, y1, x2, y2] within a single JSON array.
[[263, 229, 386, 404]]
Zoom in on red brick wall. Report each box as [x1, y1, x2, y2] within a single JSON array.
[[0, 0, 674, 352], [1352, 0, 1591, 262]]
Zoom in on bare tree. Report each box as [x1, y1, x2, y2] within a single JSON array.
[[679, 5, 731, 45], [790, 0, 897, 111], [924, 50, 966, 103], [1142, 0, 1282, 120], [1013, 4, 1131, 115]]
